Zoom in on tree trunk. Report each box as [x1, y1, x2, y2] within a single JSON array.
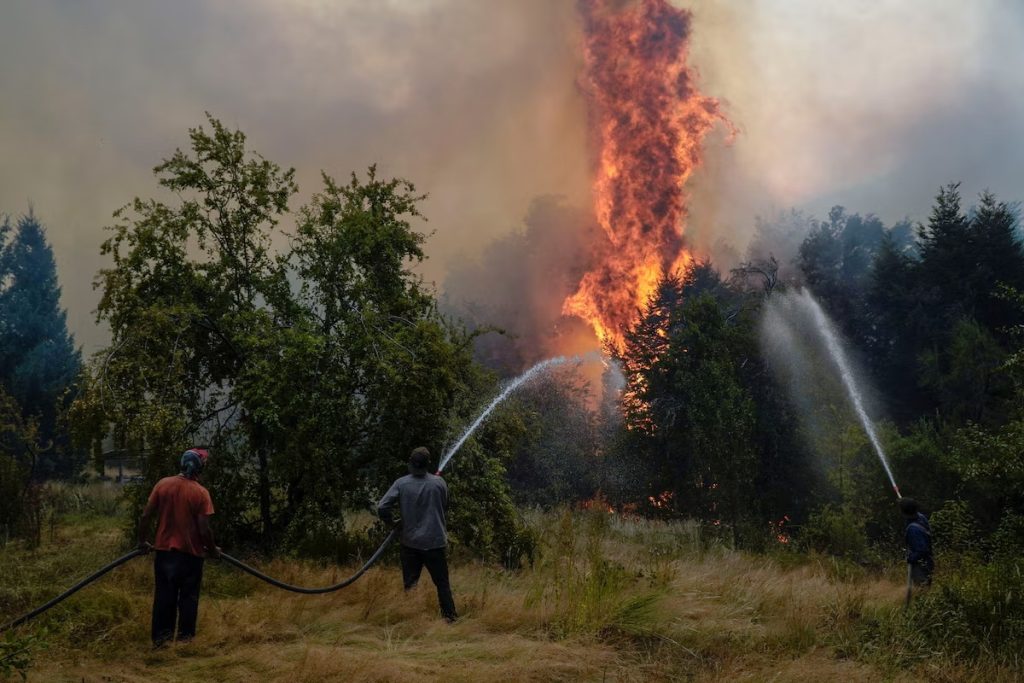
[[257, 445, 272, 539], [242, 411, 274, 541]]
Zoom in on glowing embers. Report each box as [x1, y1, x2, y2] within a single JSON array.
[[769, 515, 792, 544], [563, 0, 727, 352], [647, 490, 674, 510]]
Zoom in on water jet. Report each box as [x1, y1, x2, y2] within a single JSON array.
[[762, 289, 901, 498], [438, 352, 603, 473]]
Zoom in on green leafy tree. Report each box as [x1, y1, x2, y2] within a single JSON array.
[[74, 116, 522, 556], [969, 191, 1024, 332], [866, 185, 1024, 423], [919, 318, 1010, 423], [798, 207, 896, 350], [76, 116, 298, 540], [661, 294, 759, 544], [912, 185, 1024, 342], [866, 232, 924, 420], [503, 372, 600, 508]]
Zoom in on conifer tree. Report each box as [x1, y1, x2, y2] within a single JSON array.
[[915, 183, 974, 327], [971, 191, 1024, 332], [0, 212, 81, 478]]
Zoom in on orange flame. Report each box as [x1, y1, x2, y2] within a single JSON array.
[[563, 0, 727, 353], [647, 490, 674, 509]]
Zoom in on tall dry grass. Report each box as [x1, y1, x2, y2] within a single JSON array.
[[1, 500, 1020, 682]]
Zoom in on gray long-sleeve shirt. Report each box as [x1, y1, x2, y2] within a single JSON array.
[[377, 473, 449, 550]]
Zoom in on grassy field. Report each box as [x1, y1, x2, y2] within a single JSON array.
[[0, 488, 1017, 682]]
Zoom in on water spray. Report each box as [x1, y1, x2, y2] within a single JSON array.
[[437, 352, 603, 474], [800, 290, 902, 499]]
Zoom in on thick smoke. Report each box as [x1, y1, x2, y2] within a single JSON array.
[[442, 197, 603, 372], [0, 0, 591, 352], [2, 0, 1022, 358]]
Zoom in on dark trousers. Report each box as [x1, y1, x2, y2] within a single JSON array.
[[910, 558, 934, 586], [400, 545, 457, 621], [152, 550, 205, 644]]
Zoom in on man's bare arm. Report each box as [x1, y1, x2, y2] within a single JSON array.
[[197, 515, 220, 558], [137, 501, 156, 553]]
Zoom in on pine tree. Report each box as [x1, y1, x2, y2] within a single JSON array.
[[916, 183, 974, 326], [0, 211, 82, 478], [971, 191, 1024, 333]]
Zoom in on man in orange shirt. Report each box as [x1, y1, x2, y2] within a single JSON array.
[[137, 448, 220, 647]]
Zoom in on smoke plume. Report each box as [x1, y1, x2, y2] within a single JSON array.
[[2, 0, 1022, 360]]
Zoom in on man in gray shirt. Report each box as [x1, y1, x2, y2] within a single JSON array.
[[377, 446, 457, 622]]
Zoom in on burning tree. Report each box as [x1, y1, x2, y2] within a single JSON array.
[[563, 0, 728, 352], [610, 265, 761, 542]]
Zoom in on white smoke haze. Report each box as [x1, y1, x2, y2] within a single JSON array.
[[1, 0, 1022, 355], [686, 0, 1024, 257]]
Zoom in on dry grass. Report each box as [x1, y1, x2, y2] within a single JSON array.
[[0, 509, 1014, 682]]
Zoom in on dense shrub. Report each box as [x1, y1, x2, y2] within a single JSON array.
[[799, 504, 871, 562]]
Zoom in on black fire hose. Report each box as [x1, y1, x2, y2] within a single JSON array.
[[0, 529, 398, 633], [219, 528, 397, 594], [1, 548, 146, 632]]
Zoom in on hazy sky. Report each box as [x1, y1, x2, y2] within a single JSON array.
[[2, 0, 1022, 352]]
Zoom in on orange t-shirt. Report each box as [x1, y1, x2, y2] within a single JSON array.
[[148, 475, 215, 557]]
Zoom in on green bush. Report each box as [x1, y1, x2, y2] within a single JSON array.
[[917, 558, 1024, 660], [799, 504, 871, 562], [0, 632, 42, 681], [443, 436, 536, 567], [930, 499, 981, 557], [861, 556, 1024, 667], [990, 511, 1024, 561], [281, 501, 389, 566]]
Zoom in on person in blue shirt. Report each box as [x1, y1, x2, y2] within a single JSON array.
[[900, 497, 934, 586], [377, 447, 457, 622]]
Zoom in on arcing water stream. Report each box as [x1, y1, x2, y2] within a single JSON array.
[[799, 290, 902, 498], [437, 353, 601, 473]]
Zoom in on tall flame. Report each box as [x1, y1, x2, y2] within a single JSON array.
[[563, 0, 727, 352]]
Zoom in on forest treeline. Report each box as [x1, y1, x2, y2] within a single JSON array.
[[1, 118, 1022, 662], [589, 187, 1024, 539]]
